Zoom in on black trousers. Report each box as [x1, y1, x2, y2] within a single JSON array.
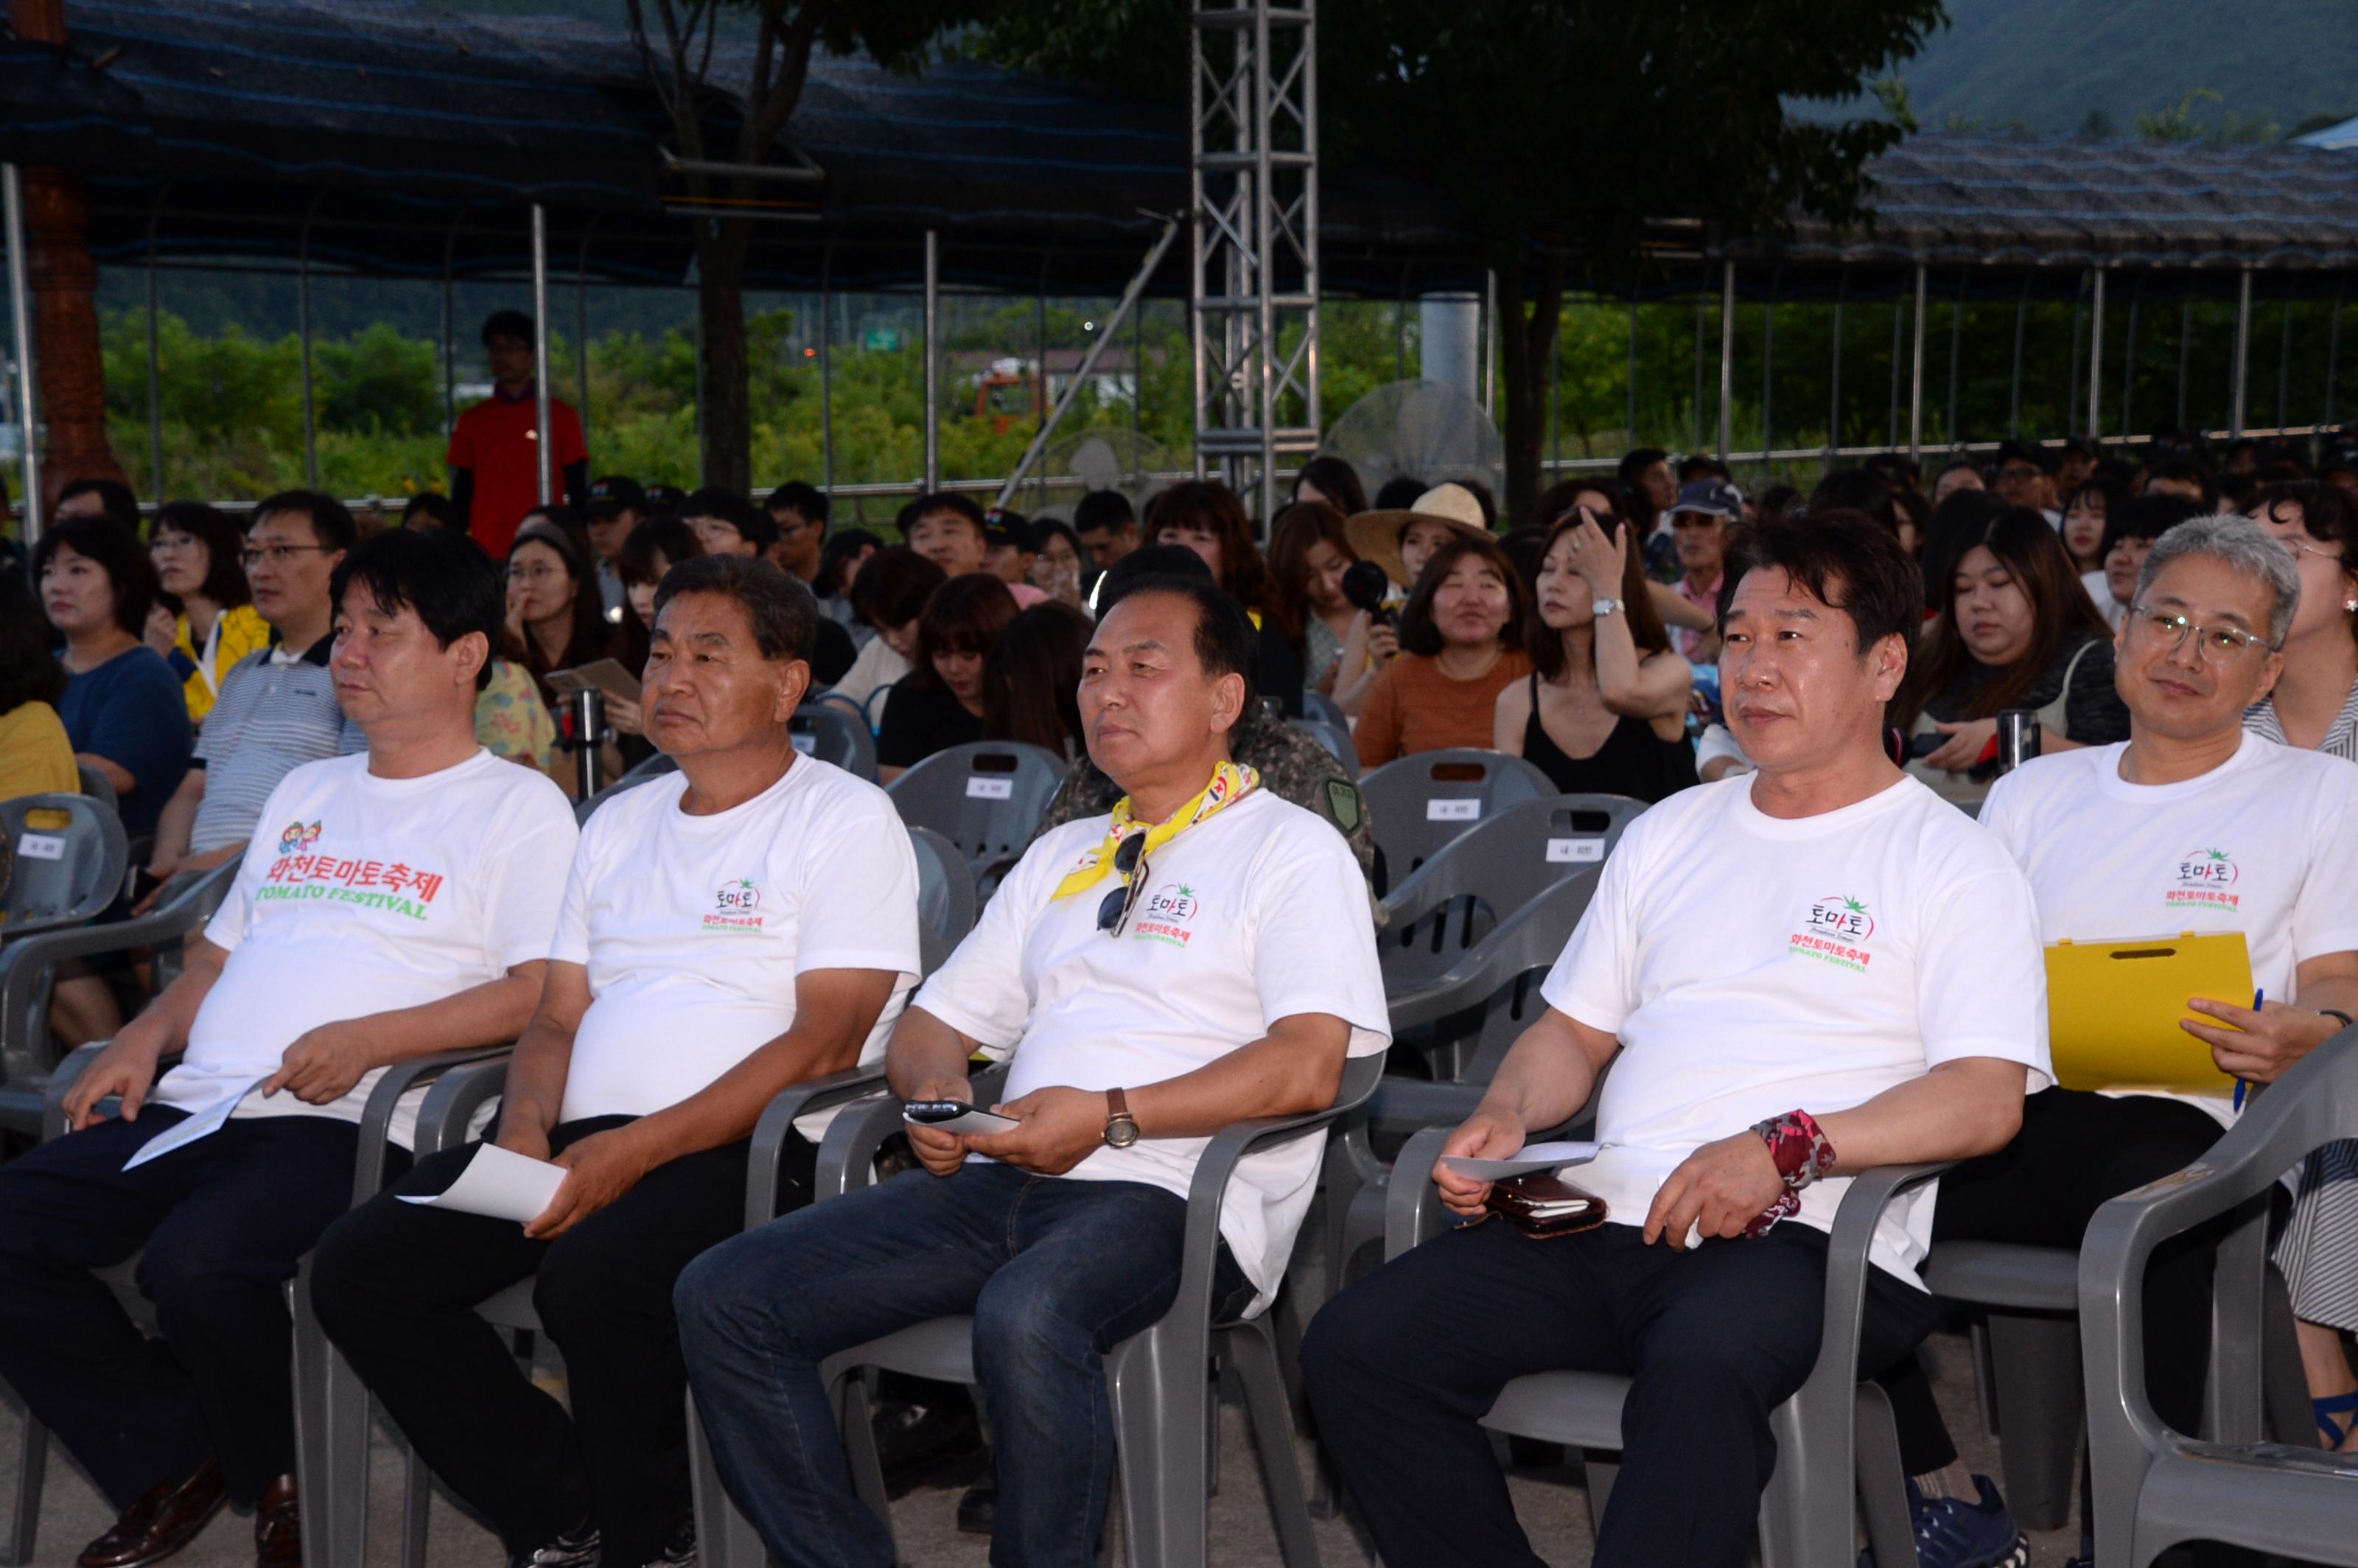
[[1881, 1088, 2225, 1474], [1302, 1217, 1937, 1568], [0, 1108, 375, 1508], [309, 1116, 814, 1568]]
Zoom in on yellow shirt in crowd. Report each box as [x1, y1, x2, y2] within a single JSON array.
[[174, 603, 272, 725], [0, 701, 80, 802]]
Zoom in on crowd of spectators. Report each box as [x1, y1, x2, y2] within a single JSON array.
[[10, 318, 2358, 1568]]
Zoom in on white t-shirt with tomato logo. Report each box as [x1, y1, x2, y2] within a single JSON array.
[[1542, 771, 2051, 1288], [1976, 734, 2358, 1125], [912, 788, 1390, 1313], [158, 748, 578, 1145], [550, 755, 922, 1129]]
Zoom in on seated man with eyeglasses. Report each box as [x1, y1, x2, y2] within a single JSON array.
[[675, 573, 1390, 1568], [144, 491, 366, 897], [1872, 512, 2358, 1567]]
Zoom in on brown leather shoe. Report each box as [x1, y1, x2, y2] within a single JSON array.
[[75, 1457, 228, 1568], [253, 1474, 300, 1568]]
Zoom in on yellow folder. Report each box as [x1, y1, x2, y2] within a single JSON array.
[[2044, 933, 2253, 1095]]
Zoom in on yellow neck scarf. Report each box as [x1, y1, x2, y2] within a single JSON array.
[[1051, 760, 1260, 901]]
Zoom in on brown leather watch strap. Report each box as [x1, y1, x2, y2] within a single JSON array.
[[1106, 1088, 1130, 1121]]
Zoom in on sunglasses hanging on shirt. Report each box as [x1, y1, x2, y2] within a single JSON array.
[[1096, 833, 1151, 937]]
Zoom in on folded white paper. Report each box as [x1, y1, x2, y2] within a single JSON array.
[[122, 1078, 268, 1171], [396, 1143, 567, 1223], [1440, 1141, 1605, 1182], [903, 1107, 1022, 1136]]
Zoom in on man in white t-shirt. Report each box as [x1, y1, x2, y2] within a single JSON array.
[[1303, 515, 2050, 1568], [676, 575, 1388, 1568], [0, 528, 575, 1568], [1874, 513, 2358, 1561], [311, 555, 920, 1568]]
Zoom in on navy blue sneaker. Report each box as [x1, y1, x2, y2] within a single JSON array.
[[1859, 1475, 2028, 1568]]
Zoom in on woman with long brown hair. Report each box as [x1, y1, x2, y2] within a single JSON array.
[[875, 573, 1021, 781], [1355, 532, 1532, 767], [983, 601, 1091, 759], [1892, 504, 2128, 801], [1267, 500, 1360, 693], [1495, 506, 1696, 801]]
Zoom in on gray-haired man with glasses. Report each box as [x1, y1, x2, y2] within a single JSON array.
[[145, 491, 363, 899], [1871, 511, 2358, 1562]]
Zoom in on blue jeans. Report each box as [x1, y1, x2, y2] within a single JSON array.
[[675, 1160, 1250, 1568]]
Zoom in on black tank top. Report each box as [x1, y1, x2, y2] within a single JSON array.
[[1519, 673, 1700, 803]]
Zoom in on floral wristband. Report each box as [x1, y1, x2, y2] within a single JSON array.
[[1743, 1109, 1837, 1238]]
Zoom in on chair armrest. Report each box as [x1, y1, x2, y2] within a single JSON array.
[[0, 900, 214, 1065], [1168, 1053, 1386, 1326], [746, 1062, 890, 1228], [814, 1062, 1013, 1200], [2081, 1029, 2358, 1455], [412, 1056, 516, 1159], [1801, 1161, 1953, 1413], [353, 1047, 514, 1203], [41, 1041, 113, 1141]]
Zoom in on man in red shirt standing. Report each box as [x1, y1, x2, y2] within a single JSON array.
[[448, 310, 589, 559]]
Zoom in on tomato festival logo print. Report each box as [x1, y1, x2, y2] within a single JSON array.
[[258, 821, 446, 922], [2167, 848, 2241, 910], [705, 878, 766, 934], [1132, 882, 1200, 947], [1791, 894, 1876, 972]]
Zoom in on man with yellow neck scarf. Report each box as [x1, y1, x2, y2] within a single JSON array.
[[677, 574, 1390, 1568]]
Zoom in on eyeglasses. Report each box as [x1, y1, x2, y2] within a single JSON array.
[[240, 544, 336, 569], [2129, 604, 2276, 662], [2273, 532, 2345, 566], [507, 564, 564, 585], [1095, 834, 1150, 938], [148, 535, 194, 554]]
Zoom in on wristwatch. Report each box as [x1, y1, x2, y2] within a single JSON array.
[[1102, 1088, 1141, 1149], [1591, 596, 1625, 617]]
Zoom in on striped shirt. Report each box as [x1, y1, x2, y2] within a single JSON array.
[[2244, 673, 2358, 762], [189, 636, 365, 853]]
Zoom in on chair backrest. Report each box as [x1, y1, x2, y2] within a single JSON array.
[[1287, 718, 1361, 779], [1390, 869, 1607, 1082], [906, 824, 978, 973], [75, 763, 119, 813], [574, 749, 681, 825], [886, 742, 1067, 886], [1357, 748, 1556, 895], [791, 703, 879, 782], [0, 794, 130, 942], [1379, 792, 1646, 993], [1301, 689, 1348, 727]]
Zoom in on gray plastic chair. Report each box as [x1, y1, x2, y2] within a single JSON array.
[[1377, 793, 1645, 1002], [573, 751, 679, 825], [0, 794, 128, 944], [0, 858, 237, 1137], [906, 824, 979, 973], [884, 741, 1067, 890], [1316, 869, 1610, 1317], [290, 911, 965, 1568], [1301, 690, 1348, 728], [809, 1055, 1387, 1568], [290, 1054, 868, 1568], [1355, 749, 1556, 896], [791, 702, 878, 782], [1287, 718, 1360, 779], [73, 765, 119, 816], [1379, 1123, 1942, 1568], [0, 1040, 489, 1568], [2080, 1029, 2358, 1568]]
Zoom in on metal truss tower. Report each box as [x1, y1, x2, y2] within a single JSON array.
[[1189, 0, 1320, 524]]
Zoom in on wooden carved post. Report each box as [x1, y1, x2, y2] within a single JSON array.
[[13, 0, 126, 510]]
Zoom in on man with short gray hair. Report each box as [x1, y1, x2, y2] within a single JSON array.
[[1873, 512, 2358, 1563]]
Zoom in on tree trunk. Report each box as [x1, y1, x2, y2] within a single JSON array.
[[694, 218, 755, 493], [12, 0, 124, 511], [1494, 251, 1564, 530]]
